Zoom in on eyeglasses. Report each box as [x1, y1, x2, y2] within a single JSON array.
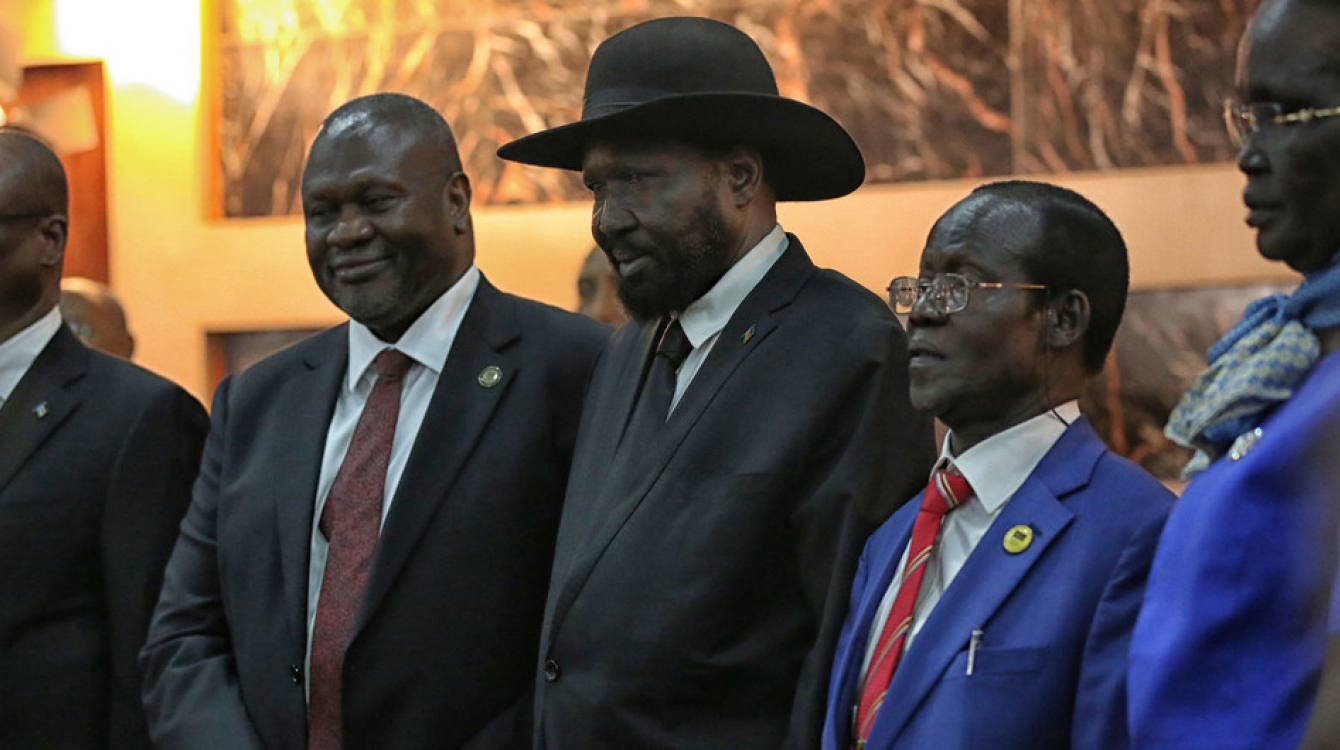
[[887, 274, 1047, 315], [1222, 99, 1340, 145]]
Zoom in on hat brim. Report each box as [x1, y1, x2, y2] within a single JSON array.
[[497, 93, 865, 202]]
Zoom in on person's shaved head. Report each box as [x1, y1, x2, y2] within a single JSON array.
[[308, 93, 463, 177], [0, 129, 69, 216], [0, 128, 69, 343]]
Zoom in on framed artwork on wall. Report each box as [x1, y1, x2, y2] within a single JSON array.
[[213, 0, 1258, 218]]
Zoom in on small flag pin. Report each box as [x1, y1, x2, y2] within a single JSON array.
[[741, 325, 756, 344], [34, 401, 49, 419], [1003, 525, 1034, 554]]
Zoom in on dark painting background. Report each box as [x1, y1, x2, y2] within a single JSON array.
[[217, 0, 1258, 217]]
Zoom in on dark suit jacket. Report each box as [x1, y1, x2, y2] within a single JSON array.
[[535, 237, 935, 749], [823, 420, 1174, 750], [140, 280, 609, 750], [0, 324, 208, 750]]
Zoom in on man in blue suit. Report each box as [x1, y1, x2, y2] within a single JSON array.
[[824, 180, 1174, 749]]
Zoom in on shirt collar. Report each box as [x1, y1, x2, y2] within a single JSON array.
[[345, 265, 481, 392], [677, 224, 788, 348], [0, 306, 63, 402], [938, 401, 1081, 513]]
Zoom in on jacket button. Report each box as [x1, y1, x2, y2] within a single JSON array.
[[289, 664, 303, 685], [544, 659, 561, 682]]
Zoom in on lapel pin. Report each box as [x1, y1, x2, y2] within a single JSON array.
[[1228, 427, 1264, 462], [741, 325, 756, 344], [1003, 525, 1033, 554], [477, 365, 503, 389], [33, 401, 49, 420]]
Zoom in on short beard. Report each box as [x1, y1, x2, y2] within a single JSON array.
[[614, 201, 732, 322]]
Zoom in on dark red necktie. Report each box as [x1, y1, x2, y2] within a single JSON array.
[[853, 469, 973, 747], [308, 349, 412, 750]]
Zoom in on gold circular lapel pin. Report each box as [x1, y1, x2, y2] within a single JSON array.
[[477, 365, 503, 388], [1003, 525, 1033, 554]]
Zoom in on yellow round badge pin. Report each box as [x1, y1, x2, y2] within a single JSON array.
[[478, 365, 503, 388], [1003, 525, 1033, 554]]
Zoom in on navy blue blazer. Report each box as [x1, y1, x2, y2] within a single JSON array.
[[534, 237, 935, 749], [141, 280, 608, 750], [824, 419, 1173, 750], [0, 325, 207, 749]]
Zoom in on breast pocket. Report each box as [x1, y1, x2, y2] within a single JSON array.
[[936, 646, 1055, 749]]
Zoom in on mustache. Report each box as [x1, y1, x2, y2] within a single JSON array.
[[598, 241, 659, 265]]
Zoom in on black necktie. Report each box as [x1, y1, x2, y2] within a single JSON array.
[[622, 319, 692, 445]]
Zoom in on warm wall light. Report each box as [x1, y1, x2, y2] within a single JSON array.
[[54, 0, 201, 104]]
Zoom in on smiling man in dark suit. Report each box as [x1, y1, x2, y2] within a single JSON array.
[[0, 129, 208, 749], [498, 17, 934, 748], [140, 94, 609, 749]]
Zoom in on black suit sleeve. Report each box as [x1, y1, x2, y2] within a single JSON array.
[[102, 383, 208, 749], [140, 378, 266, 749], [784, 316, 935, 749]]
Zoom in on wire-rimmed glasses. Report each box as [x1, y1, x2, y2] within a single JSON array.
[[1223, 99, 1340, 145], [887, 274, 1047, 315]]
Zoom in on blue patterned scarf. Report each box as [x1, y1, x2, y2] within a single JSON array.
[[1166, 250, 1340, 476]]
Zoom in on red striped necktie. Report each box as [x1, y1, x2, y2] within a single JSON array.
[[853, 468, 973, 747]]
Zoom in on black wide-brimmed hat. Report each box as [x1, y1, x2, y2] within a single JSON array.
[[496, 17, 865, 202]]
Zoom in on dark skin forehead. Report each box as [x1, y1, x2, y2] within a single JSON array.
[[1239, 0, 1340, 100], [921, 193, 1043, 280], [306, 123, 438, 187], [302, 101, 462, 195], [0, 132, 68, 216], [582, 138, 717, 177], [301, 131, 463, 227]]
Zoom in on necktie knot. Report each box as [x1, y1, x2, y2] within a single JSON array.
[[921, 469, 973, 518], [374, 349, 413, 381], [657, 319, 693, 371]]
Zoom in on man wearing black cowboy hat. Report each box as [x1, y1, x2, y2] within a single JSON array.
[[499, 16, 934, 748]]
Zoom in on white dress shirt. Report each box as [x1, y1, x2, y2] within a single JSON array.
[[858, 401, 1081, 682], [304, 265, 480, 690], [0, 306, 63, 411], [669, 223, 787, 411]]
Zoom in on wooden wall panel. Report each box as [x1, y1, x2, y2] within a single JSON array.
[[18, 60, 109, 282]]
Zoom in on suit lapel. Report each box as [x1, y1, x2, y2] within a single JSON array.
[[355, 280, 517, 634], [868, 421, 1103, 746], [608, 321, 661, 459], [273, 327, 347, 647], [0, 326, 85, 497], [547, 321, 656, 590], [547, 237, 816, 638]]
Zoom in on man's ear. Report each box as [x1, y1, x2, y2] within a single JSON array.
[[724, 147, 764, 207], [38, 213, 68, 268], [444, 171, 472, 234], [1045, 290, 1090, 351]]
